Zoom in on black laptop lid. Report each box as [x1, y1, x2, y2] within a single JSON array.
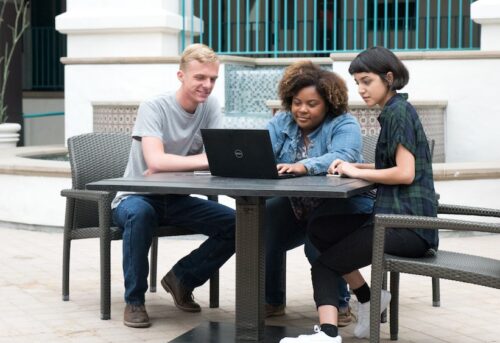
[[201, 129, 281, 179]]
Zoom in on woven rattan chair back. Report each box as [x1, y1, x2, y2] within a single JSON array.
[[362, 134, 435, 164], [362, 134, 379, 163], [67, 133, 131, 228]]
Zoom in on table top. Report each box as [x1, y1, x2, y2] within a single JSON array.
[[86, 172, 374, 198]]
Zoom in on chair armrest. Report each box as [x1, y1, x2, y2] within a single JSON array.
[[374, 213, 500, 235], [61, 188, 113, 202], [61, 188, 115, 238], [438, 203, 500, 218], [371, 212, 500, 295]]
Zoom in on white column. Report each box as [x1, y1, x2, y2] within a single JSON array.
[[56, 0, 202, 57], [471, 0, 500, 51], [55, 0, 202, 140]]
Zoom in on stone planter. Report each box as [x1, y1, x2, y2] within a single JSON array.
[[0, 123, 22, 148]]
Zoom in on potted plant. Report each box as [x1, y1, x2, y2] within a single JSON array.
[[0, 0, 29, 148]]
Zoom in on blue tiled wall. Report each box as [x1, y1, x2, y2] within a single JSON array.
[[224, 64, 283, 117], [224, 64, 333, 118]]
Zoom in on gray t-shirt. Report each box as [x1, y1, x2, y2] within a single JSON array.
[[112, 91, 222, 208]]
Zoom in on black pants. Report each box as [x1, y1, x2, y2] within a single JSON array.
[[308, 214, 428, 308]]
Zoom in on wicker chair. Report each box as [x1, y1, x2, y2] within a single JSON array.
[[61, 132, 219, 320], [362, 135, 435, 165], [369, 204, 500, 342]]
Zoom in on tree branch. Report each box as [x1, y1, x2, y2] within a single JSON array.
[[0, 0, 30, 123]]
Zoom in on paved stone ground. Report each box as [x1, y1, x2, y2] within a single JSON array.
[[1, 226, 499, 343], [1, 179, 499, 343]]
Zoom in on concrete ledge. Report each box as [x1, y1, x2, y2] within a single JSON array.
[[433, 162, 500, 180], [0, 145, 70, 177], [0, 146, 499, 181], [266, 100, 448, 110], [60, 51, 500, 66], [331, 50, 500, 61], [23, 91, 65, 99]]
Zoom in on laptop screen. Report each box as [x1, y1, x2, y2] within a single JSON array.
[[201, 129, 289, 179]]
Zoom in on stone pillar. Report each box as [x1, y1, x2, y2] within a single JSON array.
[[55, 0, 202, 140], [55, 0, 201, 57], [471, 0, 500, 51]]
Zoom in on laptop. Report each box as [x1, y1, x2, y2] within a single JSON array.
[[200, 128, 297, 179]]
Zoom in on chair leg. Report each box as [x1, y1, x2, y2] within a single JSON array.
[[380, 271, 388, 323], [209, 270, 219, 308], [150, 238, 158, 293], [389, 272, 400, 341], [282, 252, 287, 307], [62, 237, 71, 301], [432, 277, 440, 307], [369, 265, 384, 342], [62, 199, 75, 302], [100, 239, 111, 320]]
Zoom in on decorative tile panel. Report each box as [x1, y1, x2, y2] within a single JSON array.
[[266, 101, 446, 162], [93, 104, 138, 133], [350, 105, 446, 162], [221, 115, 271, 129], [224, 64, 333, 117]]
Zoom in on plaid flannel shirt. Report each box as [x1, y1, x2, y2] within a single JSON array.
[[374, 94, 439, 249]]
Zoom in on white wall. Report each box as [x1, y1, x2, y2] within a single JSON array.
[[333, 58, 500, 163], [0, 174, 70, 227], [64, 64, 177, 138], [23, 98, 64, 115], [57, 0, 188, 58], [23, 98, 65, 145]]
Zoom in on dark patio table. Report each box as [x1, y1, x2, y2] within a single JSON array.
[[87, 172, 374, 342]]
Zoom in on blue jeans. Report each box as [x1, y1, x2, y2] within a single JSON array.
[[112, 194, 235, 305], [265, 195, 374, 308]]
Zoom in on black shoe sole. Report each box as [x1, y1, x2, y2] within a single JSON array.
[[161, 277, 201, 313]]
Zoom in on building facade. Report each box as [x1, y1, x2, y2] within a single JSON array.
[[14, 0, 494, 163]]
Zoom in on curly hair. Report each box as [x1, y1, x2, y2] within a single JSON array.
[[278, 61, 348, 117]]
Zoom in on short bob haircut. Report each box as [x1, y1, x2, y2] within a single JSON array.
[[348, 46, 409, 91], [180, 43, 219, 71], [278, 60, 348, 117]]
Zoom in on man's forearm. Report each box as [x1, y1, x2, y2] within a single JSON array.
[[147, 153, 209, 173]]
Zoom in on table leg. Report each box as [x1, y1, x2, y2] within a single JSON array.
[[235, 196, 265, 341]]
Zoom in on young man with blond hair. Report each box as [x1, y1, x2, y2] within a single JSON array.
[[112, 43, 235, 328]]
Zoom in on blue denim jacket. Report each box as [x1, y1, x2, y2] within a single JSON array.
[[267, 111, 363, 175]]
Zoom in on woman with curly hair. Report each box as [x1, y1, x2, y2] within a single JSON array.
[[264, 61, 374, 326]]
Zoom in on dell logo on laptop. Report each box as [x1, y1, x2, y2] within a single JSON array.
[[234, 149, 244, 159]]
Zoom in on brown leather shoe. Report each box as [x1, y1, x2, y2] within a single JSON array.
[[123, 304, 150, 328], [265, 303, 285, 318], [338, 305, 355, 327], [161, 270, 201, 313]]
